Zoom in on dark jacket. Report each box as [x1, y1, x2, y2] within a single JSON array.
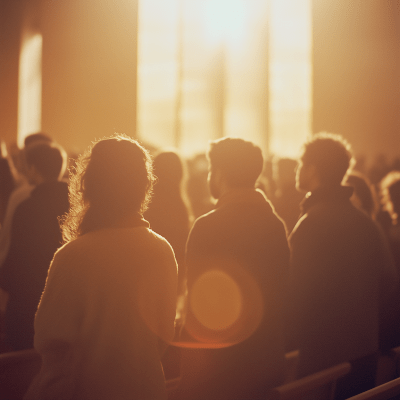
[[181, 188, 290, 400], [0, 180, 69, 350], [287, 185, 397, 376]]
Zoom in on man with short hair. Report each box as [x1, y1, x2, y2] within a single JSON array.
[[0, 132, 53, 269], [0, 141, 69, 350], [288, 133, 397, 399], [181, 137, 290, 400]]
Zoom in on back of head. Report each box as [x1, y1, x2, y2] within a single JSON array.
[[63, 134, 155, 241], [24, 141, 66, 181], [301, 132, 354, 186], [24, 132, 52, 147], [82, 135, 154, 214], [381, 171, 400, 218], [345, 171, 377, 218], [153, 150, 184, 187], [207, 137, 263, 188]]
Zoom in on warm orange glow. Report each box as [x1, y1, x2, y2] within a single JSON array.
[[18, 32, 42, 147], [269, 0, 312, 158], [179, 259, 264, 348], [138, 0, 312, 158], [190, 270, 242, 331]]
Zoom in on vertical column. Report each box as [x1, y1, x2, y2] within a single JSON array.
[[0, 0, 25, 144], [312, 1, 400, 160], [40, 0, 139, 153], [18, 0, 42, 147]]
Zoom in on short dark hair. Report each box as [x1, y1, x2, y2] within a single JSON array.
[[24, 142, 66, 181], [61, 134, 155, 242], [153, 150, 184, 187], [301, 133, 354, 185], [24, 132, 52, 147], [207, 137, 263, 188]]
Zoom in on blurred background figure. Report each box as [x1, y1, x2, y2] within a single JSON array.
[[145, 150, 193, 294], [0, 143, 15, 227], [186, 153, 214, 219], [0, 141, 68, 351], [270, 157, 303, 233], [145, 150, 193, 379], [0, 142, 14, 352], [381, 171, 400, 230], [0, 133, 54, 351], [344, 170, 379, 220], [0, 133, 53, 270], [378, 171, 400, 351]]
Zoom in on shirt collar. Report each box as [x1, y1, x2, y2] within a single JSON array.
[[300, 185, 354, 214]]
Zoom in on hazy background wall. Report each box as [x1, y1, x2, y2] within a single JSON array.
[[0, 0, 399, 162]]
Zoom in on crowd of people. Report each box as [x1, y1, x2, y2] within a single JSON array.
[[0, 131, 399, 399]]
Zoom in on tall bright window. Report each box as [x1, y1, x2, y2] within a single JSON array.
[[138, 0, 312, 158], [18, 32, 42, 147], [269, 0, 312, 158]]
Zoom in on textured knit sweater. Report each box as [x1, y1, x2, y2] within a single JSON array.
[[25, 225, 178, 400]]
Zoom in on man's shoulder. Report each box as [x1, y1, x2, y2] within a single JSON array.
[[291, 201, 380, 243]]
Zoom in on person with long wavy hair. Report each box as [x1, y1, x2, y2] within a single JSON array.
[[25, 134, 178, 400]]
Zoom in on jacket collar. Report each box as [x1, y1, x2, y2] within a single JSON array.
[[300, 185, 353, 214]]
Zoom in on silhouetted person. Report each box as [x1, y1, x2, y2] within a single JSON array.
[[145, 150, 193, 380], [186, 153, 214, 218], [24, 135, 177, 400], [0, 141, 69, 351], [180, 137, 290, 400], [379, 171, 400, 351], [145, 150, 192, 300], [271, 157, 304, 233], [344, 170, 379, 220], [287, 133, 396, 399], [0, 144, 14, 351], [0, 133, 53, 269], [0, 153, 14, 227]]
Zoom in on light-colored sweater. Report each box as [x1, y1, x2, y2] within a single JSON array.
[[25, 226, 178, 400]]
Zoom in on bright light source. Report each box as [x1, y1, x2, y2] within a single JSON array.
[[18, 33, 42, 148], [269, 0, 312, 158], [138, 0, 313, 159], [203, 0, 247, 46]]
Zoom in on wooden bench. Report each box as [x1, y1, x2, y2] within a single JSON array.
[[268, 361, 351, 400]]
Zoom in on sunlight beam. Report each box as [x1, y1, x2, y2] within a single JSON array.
[[269, 0, 312, 158], [18, 33, 42, 147]]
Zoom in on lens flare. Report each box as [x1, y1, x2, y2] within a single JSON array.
[[190, 269, 242, 331], [178, 259, 264, 348]]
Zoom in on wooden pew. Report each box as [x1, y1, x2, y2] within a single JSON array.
[[268, 361, 351, 400]]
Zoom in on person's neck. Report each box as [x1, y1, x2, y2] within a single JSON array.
[[220, 185, 255, 198], [113, 211, 145, 229]]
